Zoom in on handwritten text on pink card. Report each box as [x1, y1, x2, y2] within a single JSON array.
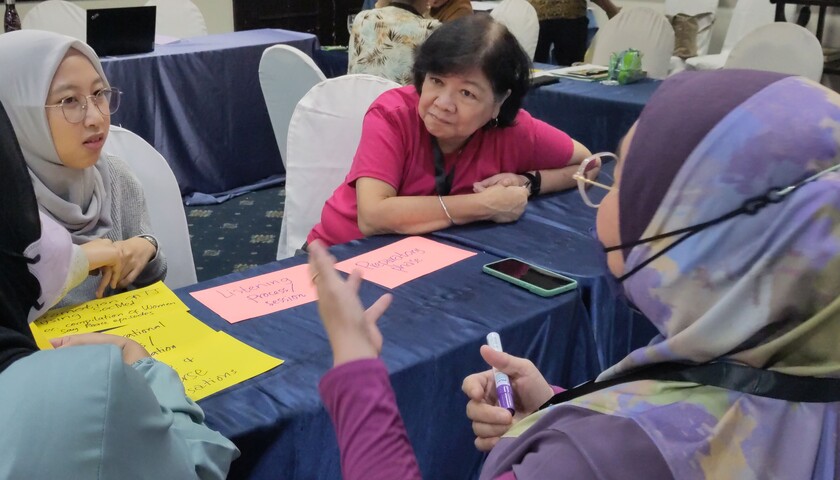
[[335, 237, 476, 289], [190, 264, 316, 323]]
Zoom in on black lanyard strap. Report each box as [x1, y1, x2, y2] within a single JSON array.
[[540, 361, 840, 410], [431, 136, 454, 196]]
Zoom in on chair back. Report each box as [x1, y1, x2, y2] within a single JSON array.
[[259, 45, 327, 168], [591, 7, 675, 79], [721, 0, 775, 53], [144, 0, 207, 38], [725, 22, 823, 82], [490, 0, 539, 60], [22, 0, 86, 41], [277, 74, 399, 260], [104, 126, 197, 288]]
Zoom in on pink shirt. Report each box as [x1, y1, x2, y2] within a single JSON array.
[[307, 86, 575, 246]]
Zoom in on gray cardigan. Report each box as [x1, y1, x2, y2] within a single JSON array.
[[57, 155, 167, 308]]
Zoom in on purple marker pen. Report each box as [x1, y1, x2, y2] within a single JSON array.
[[486, 332, 515, 415]]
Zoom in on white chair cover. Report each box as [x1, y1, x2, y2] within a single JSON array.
[[277, 74, 400, 260], [591, 7, 675, 80], [144, 0, 207, 38], [725, 22, 823, 82], [685, 0, 776, 71], [22, 0, 86, 41], [490, 0, 539, 60], [259, 45, 327, 168], [104, 126, 197, 288]]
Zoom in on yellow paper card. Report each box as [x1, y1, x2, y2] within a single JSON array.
[[35, 281, 189, 339], [106, 311, 216, 357], [29, 323, 54, 350], [155, 331, 283, 401], [190, 264, 317, 323], [335, 236, 477, 289]]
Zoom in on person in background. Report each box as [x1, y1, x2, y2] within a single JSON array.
[[530, 0, 620, 66], [429, 0, 473, 22], [309, 15, 592, 248], [0, 30, 166, 308], [0, 99, 238, 479], [310, 69, 840, 478], [349, 0, 440, 85]]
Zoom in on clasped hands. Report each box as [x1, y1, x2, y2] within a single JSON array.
[[308, 240, 556, 453], [81, 236, 156, 298], [472, 173, 530, 224]]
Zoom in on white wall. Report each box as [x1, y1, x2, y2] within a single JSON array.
[[17, 0, 234, 34]]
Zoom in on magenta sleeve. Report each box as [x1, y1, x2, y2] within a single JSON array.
[[346, 106, 407, 191], [319, 358, 422, 480], [520, 111, 576, 172]]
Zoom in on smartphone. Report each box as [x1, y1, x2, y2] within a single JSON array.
[[482, 258, 578, 297]]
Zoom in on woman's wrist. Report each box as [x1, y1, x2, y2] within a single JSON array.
[[521, 171, 541, 196]]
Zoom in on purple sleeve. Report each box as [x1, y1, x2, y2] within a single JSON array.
[[319, 359, 422, 480], [481, 405, 671, 480]]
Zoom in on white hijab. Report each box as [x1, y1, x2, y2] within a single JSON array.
[[0, 30, 112, 243]]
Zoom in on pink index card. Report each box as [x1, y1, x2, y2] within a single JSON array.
[[335, 237, 476, 289], [190, 264, 317, 323]]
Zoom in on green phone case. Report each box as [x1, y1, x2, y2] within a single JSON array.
[[482, 259, 578, 297]]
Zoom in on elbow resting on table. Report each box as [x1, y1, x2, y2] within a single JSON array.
[[358, 210, 393, 236]]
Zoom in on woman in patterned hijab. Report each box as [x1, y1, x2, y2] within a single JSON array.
[[307, 69, 840, 478], [477, 69, 840, 478]]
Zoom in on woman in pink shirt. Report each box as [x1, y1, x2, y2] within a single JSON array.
[[307, 15, 592, 248]]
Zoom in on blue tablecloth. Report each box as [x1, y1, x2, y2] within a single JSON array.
[[432, 161, 657, 369], [100, 29, 318, 199], [314, 48, 349, 79], [524, 71, 660, 153], [184, 235, 600, 479]]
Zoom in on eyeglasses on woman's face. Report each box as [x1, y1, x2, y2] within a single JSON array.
[[44, 87, 121, 124], [572, 152, 618, 208]]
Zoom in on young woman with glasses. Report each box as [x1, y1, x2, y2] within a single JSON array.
[[0, 100, 238, 478], [0, 30, 166, 307]]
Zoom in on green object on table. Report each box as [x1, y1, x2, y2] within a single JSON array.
[[608, 49, 646, 85]]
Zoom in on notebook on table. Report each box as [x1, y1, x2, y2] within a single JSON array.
[[86, 6, 156, 57]]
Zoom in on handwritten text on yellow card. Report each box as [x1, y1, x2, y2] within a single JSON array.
[[155, 331, 283, 401], [106, 311, 215, 357], [35, 281, 188, 339]]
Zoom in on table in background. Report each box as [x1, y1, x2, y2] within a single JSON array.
[[524, 71, 660, 153], [314, 47, 350, 78], [101, 29, 318, 199], [185, 235, 600, 479]]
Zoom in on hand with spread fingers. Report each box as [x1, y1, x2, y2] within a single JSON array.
[[308, 241, 393, 367]]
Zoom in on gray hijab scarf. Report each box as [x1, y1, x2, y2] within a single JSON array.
[[0, 30, 112, 243]]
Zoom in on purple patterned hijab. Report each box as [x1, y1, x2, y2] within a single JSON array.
[[491, 70, 840, 479]]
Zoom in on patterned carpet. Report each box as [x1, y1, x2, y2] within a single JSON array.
[[185, 186, 285, 282]]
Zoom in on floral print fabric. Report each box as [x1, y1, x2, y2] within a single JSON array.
[[349, 7, 439, 85]]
